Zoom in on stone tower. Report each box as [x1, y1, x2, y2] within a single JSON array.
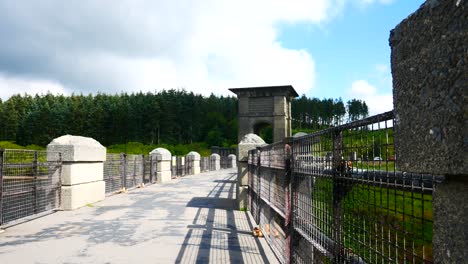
[[229, 85, 298, 143]]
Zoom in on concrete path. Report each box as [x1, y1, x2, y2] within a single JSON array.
[[0, 169, 279, 264]]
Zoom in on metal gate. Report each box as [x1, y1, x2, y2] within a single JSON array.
[[0, 149, 62, 226]]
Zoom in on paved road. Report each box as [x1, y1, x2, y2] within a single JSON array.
[[0, 169, 279, 264]]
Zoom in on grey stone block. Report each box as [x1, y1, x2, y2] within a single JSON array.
[[236, 185, 248, 210], [390, 0, 467, 175], [61, 163, 104, 186], [149, 148, 171, 161], [47, 135, 106, 162], [61, 181, 105, 210]]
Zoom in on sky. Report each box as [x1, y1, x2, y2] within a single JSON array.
[[0, 0, 425, 115]]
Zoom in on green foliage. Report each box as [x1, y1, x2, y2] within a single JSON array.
[[0, 141, 45, 150], [0, 90, 368, 148], [106, 141, 211, 156]]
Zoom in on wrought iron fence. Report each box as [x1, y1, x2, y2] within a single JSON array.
[[0, 149, 62, 226], [247, 111, 443, 263], [103, 153, 156, 195]]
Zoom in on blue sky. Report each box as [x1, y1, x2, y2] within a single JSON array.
[[0, 0, 425, 114], [278, 0, 424, 113]]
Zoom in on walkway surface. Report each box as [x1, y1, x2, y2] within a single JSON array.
[[0, 169, 279, 264]]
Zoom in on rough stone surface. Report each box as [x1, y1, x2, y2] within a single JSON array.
[[230, 86, 298, 143], [433, 177, 468, 263], [149, 148, 171, 161], [237, 134, 266, 162], [47, 135, 106, 162], [390, 0, 467, 175], [62, 163, 104, 186], [61, 181, 105, 210], [293, 132, 308, 138]]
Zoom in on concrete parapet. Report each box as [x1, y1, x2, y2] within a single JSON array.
[[228, 154, 237, 168], [47, 135, 106, 162], [210, 154, 221, 171], [47, 135, 106, 210], [187, 151, 201, 175], [236, 134, 265, 210], [61, 163, 103, 186], [61, 181, 105, 210], [390, 1, 468, 262], [237, 134, 266, 162], [237, 186, 248, 210], [150, 148, 172, 183]]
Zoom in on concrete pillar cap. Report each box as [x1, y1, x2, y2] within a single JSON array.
[[47, 135, 106, 162], [186, 151, 201, 160], [210, 153, 221, 160], [149, 148, 172, 161]]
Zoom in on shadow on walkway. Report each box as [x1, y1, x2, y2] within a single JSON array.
[[175, 172, 271, 264]]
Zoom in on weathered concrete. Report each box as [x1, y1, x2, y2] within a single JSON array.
[[390, 1, 468, 262], [47, 135, 106, 210], [228, 154, 237, 169], [0, 169, 278, 264], [237, 134, 265, 210], [390, 0, 467, 175], [210, 154, 221, 171], [150, 148, 172, 183], [230, 86, 298, 143], [61, 181, 106, 210], [61, 163, 103, 186], [187, 151, 201, 175], [47, 135, 106, 162]]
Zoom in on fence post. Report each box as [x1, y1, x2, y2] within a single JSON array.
[[121, 153, 127, 189], [283, 138, 293, 264], [0, 149, 4, 225], [33, 151, 38, 214], [332, 131, 343, 260], [149, 155, 153, 183], [141, 155, 145, 184]]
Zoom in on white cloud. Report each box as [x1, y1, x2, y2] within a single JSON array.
[[0, 0, 335, 99], [348, 79, 393, 115], [0, 73, 68, 100]]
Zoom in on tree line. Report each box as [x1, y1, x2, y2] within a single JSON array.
[[292, 95, 369, 128], [0, 90, 368, 147]]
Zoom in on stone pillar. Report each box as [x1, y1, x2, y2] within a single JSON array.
[[390, 1, 467, 262], [237, 133, 266, 210], [210, 154, 221, 171], [186, 151, 201, 175], [47, 135, 105, 210], [228, 154, 237, 169], [149, 148, 172, 183]]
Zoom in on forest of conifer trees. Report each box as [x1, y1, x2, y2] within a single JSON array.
[[0, 90, 368, 147]]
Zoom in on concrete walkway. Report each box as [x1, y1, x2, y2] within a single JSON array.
[[0, 169, 279, 264]]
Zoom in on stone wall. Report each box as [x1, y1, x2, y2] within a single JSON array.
[[390, 1, 467, 262], [390, 0, 467, 175]]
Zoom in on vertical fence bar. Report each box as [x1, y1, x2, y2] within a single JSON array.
[[121, 153, 127, 189], [149, 155, 154, 183], [0, 149, 4, 225], [33, 151, 38, 214], [58, 152, 62, 208]]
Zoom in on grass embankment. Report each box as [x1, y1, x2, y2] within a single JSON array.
[[311, 178, 433, 262]]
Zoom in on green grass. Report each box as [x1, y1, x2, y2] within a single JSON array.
[[311, 178, 433, 262]]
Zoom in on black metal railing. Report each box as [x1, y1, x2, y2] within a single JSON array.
[[247, 111, 442, 263], [0, 149, 62, 226], [103, 153, 156, 195]]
